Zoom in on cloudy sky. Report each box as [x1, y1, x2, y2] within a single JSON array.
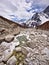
[[0, 0, 49, 23]]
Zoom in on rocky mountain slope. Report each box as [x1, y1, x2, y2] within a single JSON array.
[[37, 21, 49, 30]]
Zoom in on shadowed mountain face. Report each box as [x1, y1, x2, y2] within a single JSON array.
[[37, 21, 49, 30], [44, 6, 49, 16]]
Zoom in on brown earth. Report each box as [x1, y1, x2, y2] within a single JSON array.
[[36, 21, 49, 30]]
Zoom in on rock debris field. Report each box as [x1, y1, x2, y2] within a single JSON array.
[[0, 28, 49, 65]]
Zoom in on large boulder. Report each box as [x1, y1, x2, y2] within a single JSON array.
[[7, 56, 17, 65], [4, 35, 14, 43], [2, 50, 13, 62]]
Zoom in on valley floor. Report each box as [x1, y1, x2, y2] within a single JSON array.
[[0, 28, 49, 65]]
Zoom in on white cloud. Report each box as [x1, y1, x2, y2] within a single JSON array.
[[0, 0, 49, 22]]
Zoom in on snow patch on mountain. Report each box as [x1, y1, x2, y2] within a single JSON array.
[[22, 12, 49, 27]]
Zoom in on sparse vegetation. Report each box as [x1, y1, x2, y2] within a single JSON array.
[[17, 35, 28, 44]]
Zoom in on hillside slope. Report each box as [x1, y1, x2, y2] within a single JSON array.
[[37, 21, 49, 30], [0, 16, 21, 41]]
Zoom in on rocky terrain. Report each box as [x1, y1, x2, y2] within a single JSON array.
[[0, 16, 49, 65]]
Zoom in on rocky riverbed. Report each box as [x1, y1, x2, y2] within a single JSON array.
[[0, 28, 49, 65]]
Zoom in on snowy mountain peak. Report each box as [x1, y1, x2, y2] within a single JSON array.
[[21, 11, 49, 27]]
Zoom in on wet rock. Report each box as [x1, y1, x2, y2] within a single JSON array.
[[7, 56, 17, 65], [4, 35, 14, 42]]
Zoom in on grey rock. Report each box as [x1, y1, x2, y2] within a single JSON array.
[[7, 56, 17, 65], [4, 35, 14, 42], [2, 50, 12, 61]]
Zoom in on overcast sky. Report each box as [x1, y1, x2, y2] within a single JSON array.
[[0, 0, 49, 22]]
